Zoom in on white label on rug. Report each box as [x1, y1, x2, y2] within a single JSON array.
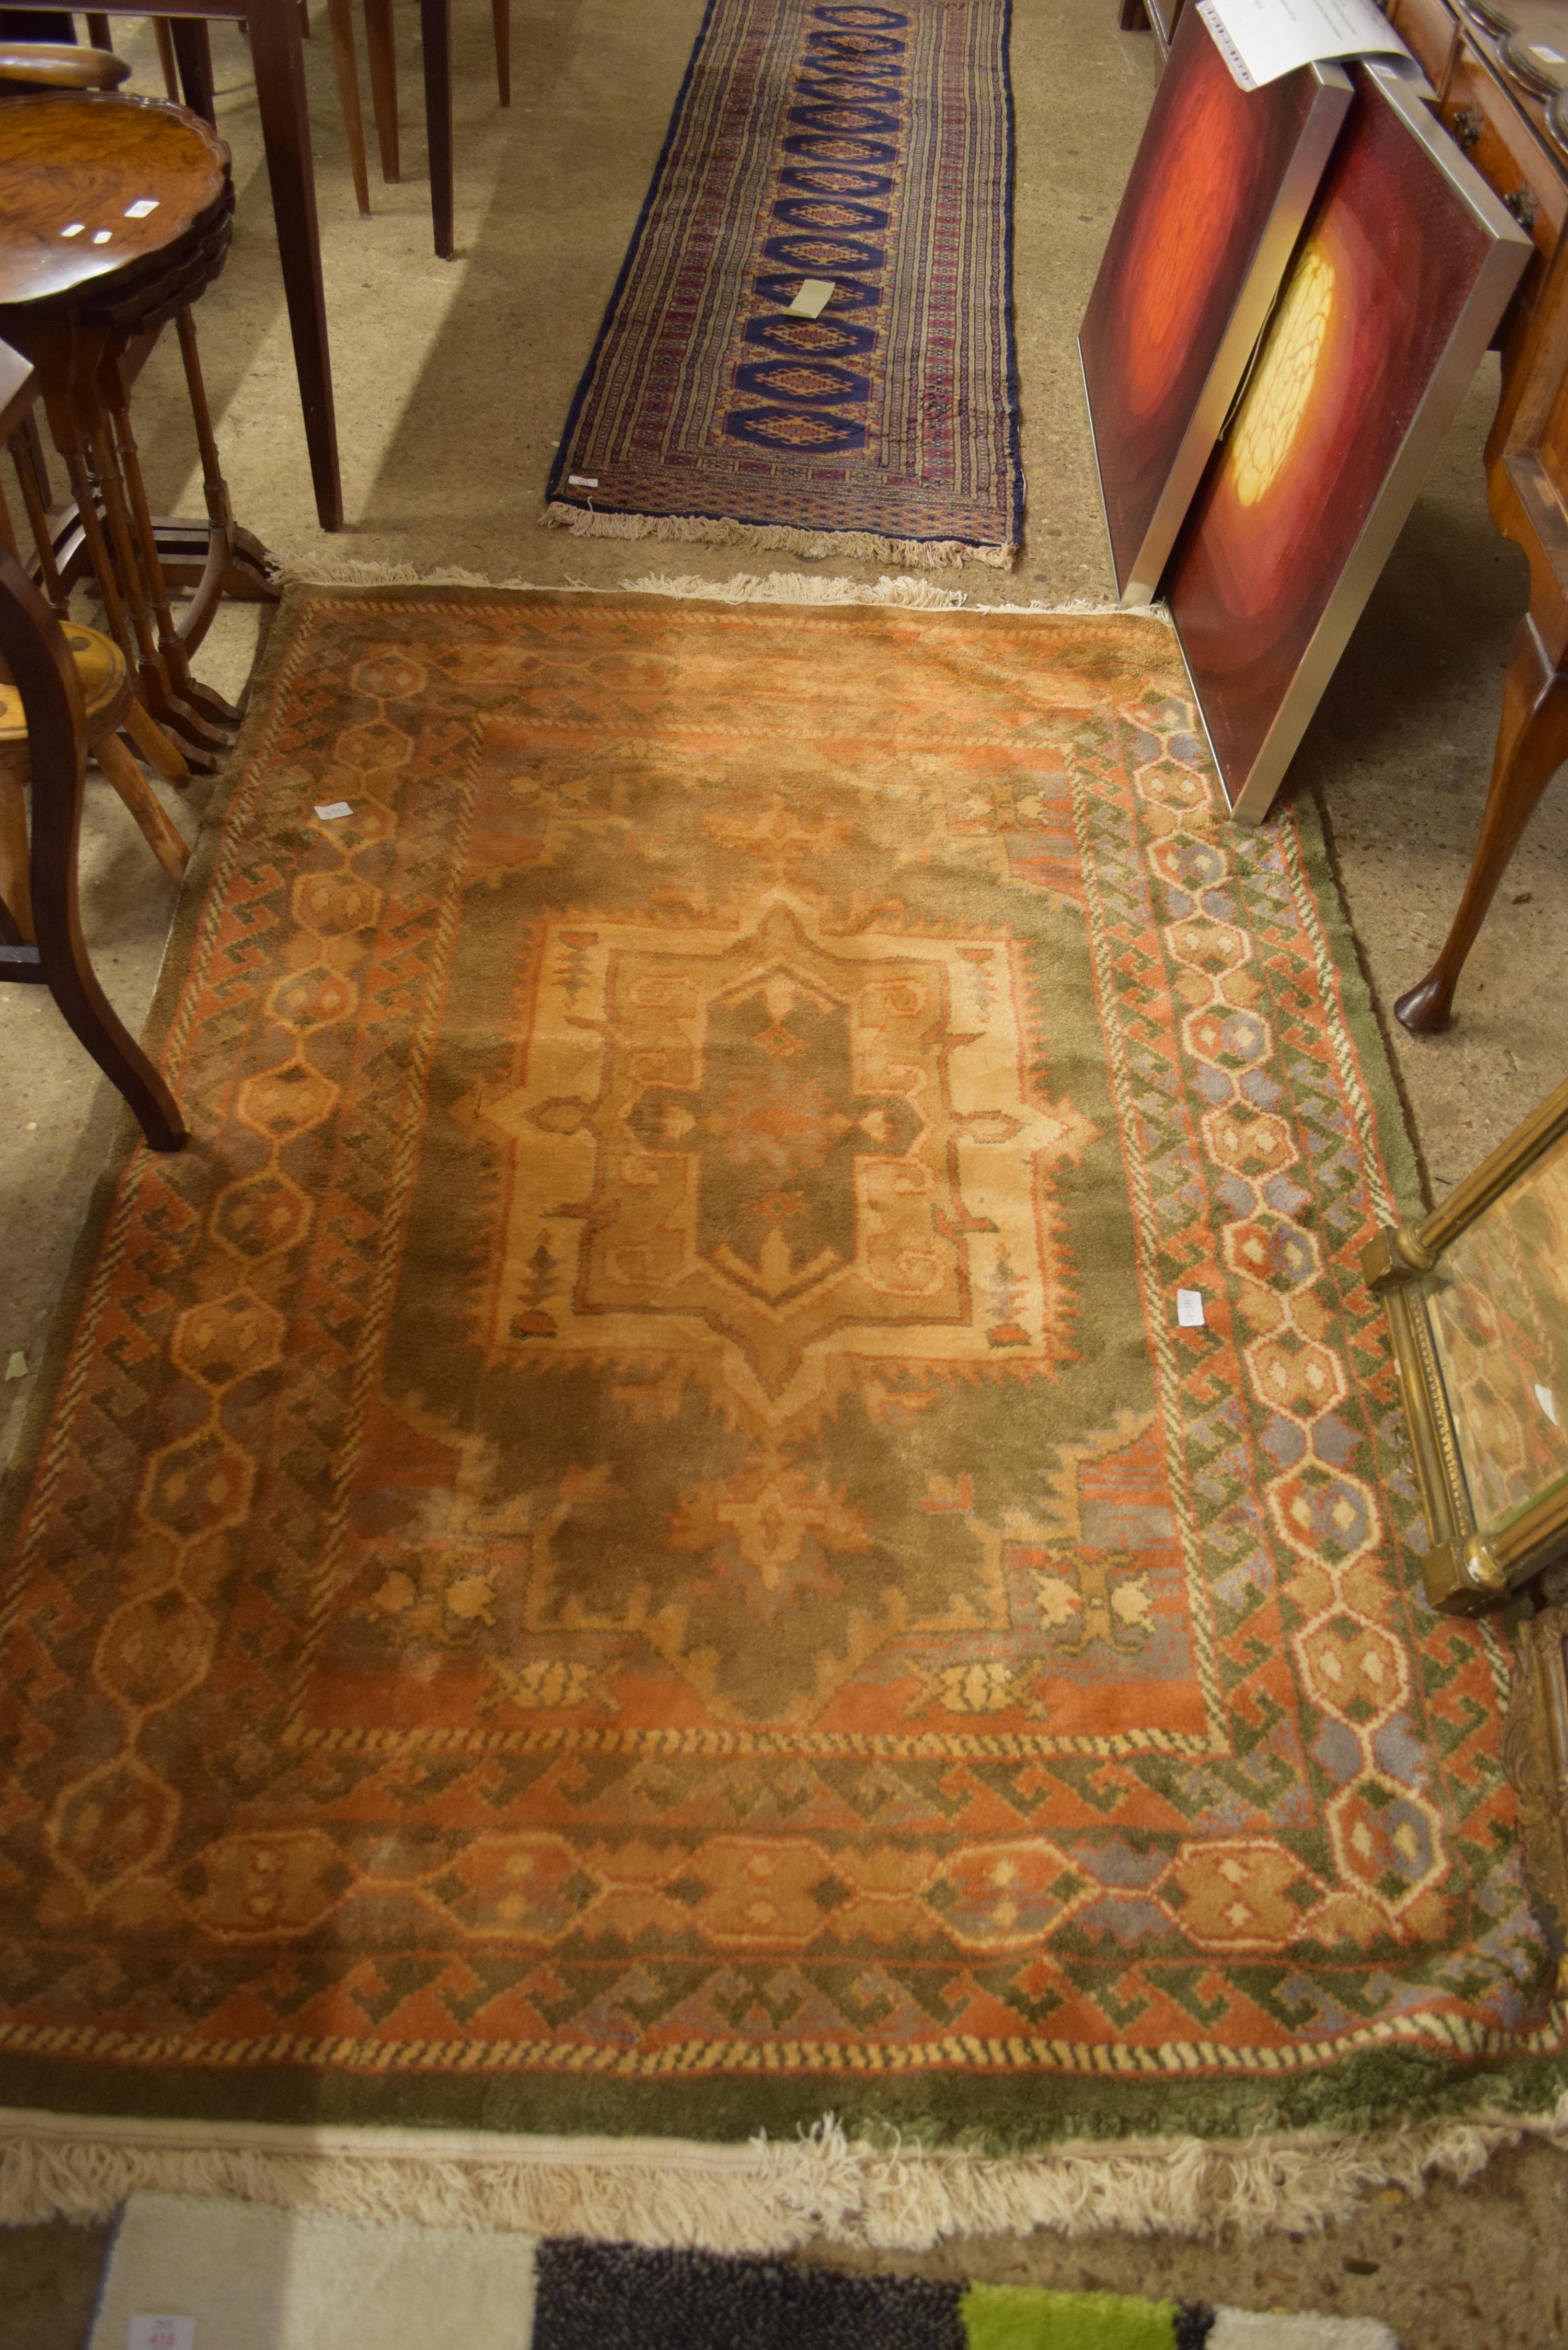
[[1176, 1289, 1206, 1328], [788, 278, 836, 318], [567, 473, 599, 488], [127, 2321, 195, 2350], [4, 1350, 26, 1380], [1536, 1383, 1559, 1426], [314, 800, 353, 821]]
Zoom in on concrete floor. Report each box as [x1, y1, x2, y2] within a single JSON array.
[[1, 0, 1565, 2340]]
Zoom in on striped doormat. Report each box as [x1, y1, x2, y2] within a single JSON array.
[[545, 0, 1022, 567], [89, 2195, 1401, 2350]]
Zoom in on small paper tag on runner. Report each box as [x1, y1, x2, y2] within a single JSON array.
[[128, 2321, 195, 2350], [567, 474, 599, 488], [1176, 1289, 1206, 1328], [787, 279, 835, 318], [314, 801, 353, 822], [1536, 1383, 1560, 1426]]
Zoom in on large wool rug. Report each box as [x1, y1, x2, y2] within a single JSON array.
[[544, 0, 1021, 567], [2, 587, 1565, 2223]]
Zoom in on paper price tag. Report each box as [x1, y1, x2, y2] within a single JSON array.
[[1196, 0, 1407, 90], [314, 800, 353, 822], [787, 279, 836, 318], [567, 473, 599, 488], [1535, 1383, 1559, 1427], [128, 2320, 195, 2350], [1176, 1289, 1206, 1328]]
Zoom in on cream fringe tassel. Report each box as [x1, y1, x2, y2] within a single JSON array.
[[3, 2102, 1565, 2249], [540, 499, 1017, 571], [280, 555, 1171, 623]]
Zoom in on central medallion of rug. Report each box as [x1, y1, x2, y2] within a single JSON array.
[[1, 589, 1562, 2149]]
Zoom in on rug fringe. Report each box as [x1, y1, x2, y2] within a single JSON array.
[[278, 556, 1166, 622], [540, 500, 1017, 572], [4, 2103, 1565, 2248]]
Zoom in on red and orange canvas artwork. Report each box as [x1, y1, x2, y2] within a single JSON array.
[[1078, 6, 1350, 604], [1167, 65, 1530, 823]]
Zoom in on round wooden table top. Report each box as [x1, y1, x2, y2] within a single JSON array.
[[0, 93, 228, 309], [1501, 2, 1568, 91], [0, 621, 123, 741]]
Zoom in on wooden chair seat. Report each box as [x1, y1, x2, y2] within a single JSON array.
[[0, 618, 125, 736], [0, 617, 190, 943], [0, 547, 183, 1149]]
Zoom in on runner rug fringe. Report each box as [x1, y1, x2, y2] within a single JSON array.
[[278, 557, 1154, 615], [539, 505, 1015, 572], [5, 2104, 1568, 2245], [545, 0, 1022, 563]]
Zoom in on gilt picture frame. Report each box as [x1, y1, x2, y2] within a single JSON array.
[[1166, 62, 1531, 825], [1364, 1077, 1568, 1617], [1078, 5, 1352, 605]]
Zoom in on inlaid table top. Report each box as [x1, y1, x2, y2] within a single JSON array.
[[0, 92, 227, 308]]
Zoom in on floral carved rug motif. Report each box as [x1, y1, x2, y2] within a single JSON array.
[[2, 590, 1562, 2146]]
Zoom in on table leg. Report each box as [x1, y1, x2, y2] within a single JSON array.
[[492, 0, 509, 106], [169, 17, 217, 127], [153, 16, 181, 98], [1396, 609, 1568, 1033], [326, 0, 372, 217], [364, 0, 400, 179], [419, 0, 454, 260], [246, 0, 345, 530]]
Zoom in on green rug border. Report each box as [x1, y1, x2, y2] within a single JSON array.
[[3, 584, 1562, 2155]]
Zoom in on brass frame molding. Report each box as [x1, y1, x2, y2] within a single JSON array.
[[1364, 1075, 1568, 1616]]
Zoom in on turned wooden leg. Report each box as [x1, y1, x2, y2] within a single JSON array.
[[123, 698, 191, 789], [364, 0, 400, 179], [9, 428, 65, 614], [1397, 612, 1568, 1034], [94, 731, 190, 885]]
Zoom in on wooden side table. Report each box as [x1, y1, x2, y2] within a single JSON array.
[[19, 0, 347, 529], [0, 91, 279, 765], [10, 0, 468, 532]]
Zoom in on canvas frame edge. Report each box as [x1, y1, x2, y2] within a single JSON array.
[[1176, 59, 1533, 826], [1121, 58, 1355, 606], [1365, 1073, 1568, 1984]]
